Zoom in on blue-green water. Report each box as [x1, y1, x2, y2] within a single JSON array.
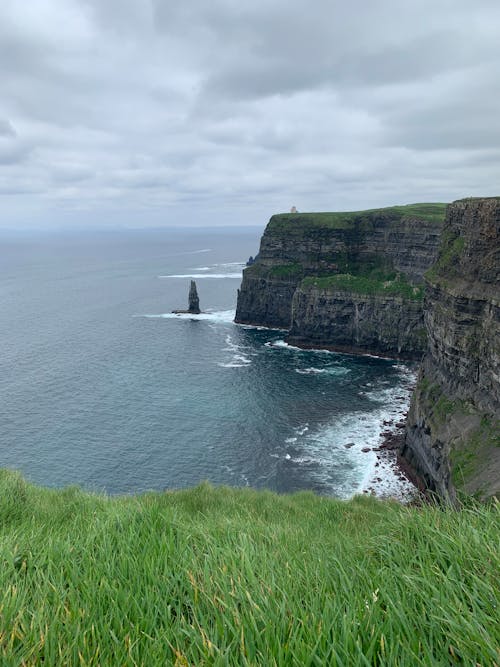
[[0, 228, 415, 497]]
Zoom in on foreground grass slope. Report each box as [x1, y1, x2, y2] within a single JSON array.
[[0, 470, 498, 666]]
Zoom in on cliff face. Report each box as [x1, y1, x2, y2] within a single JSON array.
[[236, 205, 444, 356], [288, 286, 425, 359], [235, 267, 300, 329], [256, 211, 442, 281], [402, 198, 500, 500]]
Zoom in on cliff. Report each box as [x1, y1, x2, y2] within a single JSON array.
[[236, 204, 445, 357], [288, 282, 425, 359], [402, 198, 500, 500]]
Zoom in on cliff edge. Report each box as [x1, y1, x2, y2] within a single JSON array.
[[236, 204, 445, 358], [402, 198, 500, 500]]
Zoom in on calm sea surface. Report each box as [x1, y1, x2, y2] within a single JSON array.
[[0, 227, 415, 497]]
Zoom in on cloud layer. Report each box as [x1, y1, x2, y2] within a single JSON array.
[[1, 0, 499, 228]]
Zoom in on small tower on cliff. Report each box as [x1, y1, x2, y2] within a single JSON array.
[[290, 206, 298, 213]]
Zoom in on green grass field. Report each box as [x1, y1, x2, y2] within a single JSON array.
[[0, 470, 498, 666]]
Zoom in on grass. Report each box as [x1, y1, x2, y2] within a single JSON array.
[[454, 196, 500, 203], [268, 203, 447, 232], [0, 470, 498, 666], [269, 263, 304, 278], [301, 272, 424, 301], [426, 232, 465, 282], [423, 383, 459, 424], [451, 416, 500, 489], [413, 380, 499, 494]]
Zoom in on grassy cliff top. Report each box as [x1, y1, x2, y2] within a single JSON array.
[[268, 203, 447, 232], [453, 196, 500, 203], [301, 273, 425, 300], [0, 469, 498, 665]]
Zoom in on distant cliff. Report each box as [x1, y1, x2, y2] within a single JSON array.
[[402, 198, 500, 500], [236, 204, 445, 358]]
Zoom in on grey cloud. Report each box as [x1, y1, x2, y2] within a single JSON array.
[[49, 165, 95, 183], [202, 29, 493, 102], [0, 134, 33, 165], [380, 65, 500, 151], [0, 120, 16, 137], [0, 0, 499, 229]]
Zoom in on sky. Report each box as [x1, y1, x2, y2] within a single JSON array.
[[1, 0, 500, 229]]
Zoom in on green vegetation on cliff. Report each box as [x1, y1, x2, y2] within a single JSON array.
[[451, 416, 500, 490], [302, 272, 424, 301], [425, 231, 465, 282], [268, 203, 446, 232], [0, 470, 498, 665], [269, 262, 304, 278], [412, 378, 499, 496]]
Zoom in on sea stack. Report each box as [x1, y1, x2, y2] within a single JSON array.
[[188, 280, 200, 314], [172, 280, 201, 314]]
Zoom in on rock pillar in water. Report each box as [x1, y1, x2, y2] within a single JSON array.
[[188, 280, 200, 313]]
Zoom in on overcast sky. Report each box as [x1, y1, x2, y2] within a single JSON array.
[[1, 0, 500, 229]]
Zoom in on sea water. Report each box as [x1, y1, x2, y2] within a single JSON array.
[[0, 227, 416, 497]]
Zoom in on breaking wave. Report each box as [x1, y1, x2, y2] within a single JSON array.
[[159, 273, 242, 279], [218, 333, 254, 368], [140, 309, 235, 323]]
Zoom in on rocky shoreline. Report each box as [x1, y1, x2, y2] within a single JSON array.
[[358, 386, 428, 503], [283, 339, 421, 362]]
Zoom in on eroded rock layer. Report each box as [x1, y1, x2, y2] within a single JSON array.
[[288, 287, 425, 359], [402, 198, 500, 500]]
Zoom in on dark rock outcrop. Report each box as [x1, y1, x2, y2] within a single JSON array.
[[402, 198, 500, 500], [188, 280, 200, 314], [235, 205, 444, 357], [288, 287, 425, 359], [172, 280, 201, 314]]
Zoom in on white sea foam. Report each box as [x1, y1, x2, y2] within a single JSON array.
[[159, 273, 242, 279], [141, 309, 235, 323], [238, 323, 288, 332], [356, 371, 418, 500], [265, 339, 302, 351], [222, 333, 242, 352], [265, 339, 344, 355], [218, 361, 250, 368], [233, 355, 251, 364], [265, 339, 407, 359], [295, 366, 350, 376], [218, 333, 253, 368], [186, 261, 245, 275], [280, 416, 378, 499], [277, 368, 418, 501]]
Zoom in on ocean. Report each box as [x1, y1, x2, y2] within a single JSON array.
[[0, 227, 416, 498]]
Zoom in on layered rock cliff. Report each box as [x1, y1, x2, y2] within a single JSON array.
[[402, 198, 500, 500], [236, 204, 444, 357], [288, 283, 425, 359]]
